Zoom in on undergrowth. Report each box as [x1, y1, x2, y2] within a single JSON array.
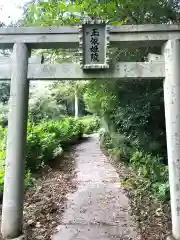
[[99, 129, 170, 202], [0, 116, 96, 193], [79, 116, 100, 134]]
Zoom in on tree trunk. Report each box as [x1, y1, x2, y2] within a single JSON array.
[[75, 89, 79, 118]]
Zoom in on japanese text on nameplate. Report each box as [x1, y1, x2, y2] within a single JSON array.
[[90, 28, 100, 62]]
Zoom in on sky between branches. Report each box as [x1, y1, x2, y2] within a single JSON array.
[[0, 0, 27, 24]]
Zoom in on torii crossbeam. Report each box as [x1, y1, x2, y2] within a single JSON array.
[[0, 61, 165, 80]]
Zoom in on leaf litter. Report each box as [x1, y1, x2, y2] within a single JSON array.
[[108, 154, 172, 240], [23, 151, 77, 240]]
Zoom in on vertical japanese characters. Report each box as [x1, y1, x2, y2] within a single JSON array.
[[90, 28, 100, 62]]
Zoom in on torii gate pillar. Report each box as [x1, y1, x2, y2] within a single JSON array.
[[163, 39, 180, 240], [1, 43, 29, 239]]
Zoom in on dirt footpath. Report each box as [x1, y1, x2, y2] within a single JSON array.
[[53, 135, 141, 240]]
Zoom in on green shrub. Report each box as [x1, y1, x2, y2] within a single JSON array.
[[80, 116, 100, 134], [129, 150, 169, 200], [152, 182, 170, 201], [24, 170, 36, 189], [99, 129, 113, 149], [0, 117, 85, 193], [99, 130, 132, 161], [26, 118, 84, 172], [130, 150, 168, 182], [0, 103, 8, 127], [0, 126, 7, 192], [99, 130, 170, 201]]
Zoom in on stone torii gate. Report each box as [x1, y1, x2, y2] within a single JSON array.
[[0, 23, 180, 240]]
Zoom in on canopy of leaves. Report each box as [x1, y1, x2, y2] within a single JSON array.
[[22, 0, 178, 26]]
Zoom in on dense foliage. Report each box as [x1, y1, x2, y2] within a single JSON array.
[[80, 116, 100, 134], [0, 115, 100, 193], [0, 82, 10, 104], [26, 118, 84, 172]]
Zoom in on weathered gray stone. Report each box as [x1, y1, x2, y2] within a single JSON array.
[[147, 53, 164, 62], [29, 62, 165, 80], [0, 56, 42, 65], [0, 24, 180, 49], [1, 43, 29, 238], [163, 39, 180, 239], [0, 62, 165, 80]]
